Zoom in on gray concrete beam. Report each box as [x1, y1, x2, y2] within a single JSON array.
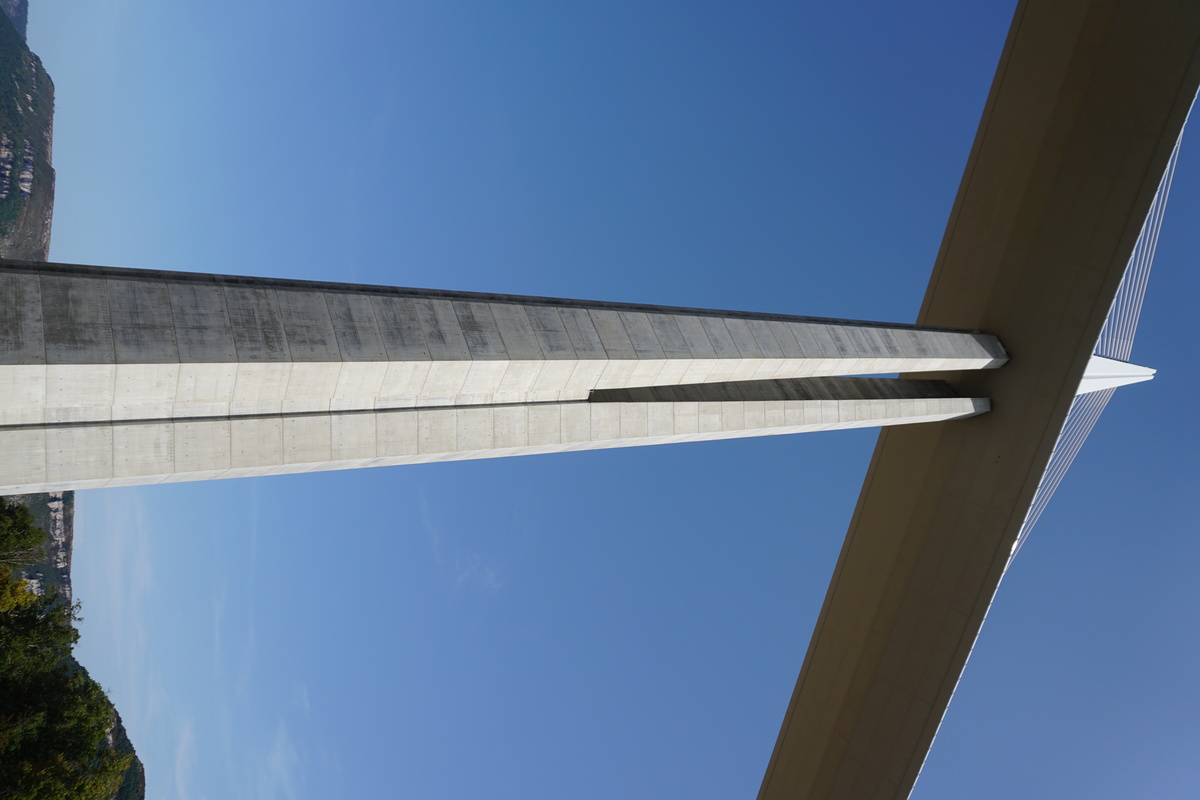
[[0, 393, 988, 494], [0, 262, 1006, 431]]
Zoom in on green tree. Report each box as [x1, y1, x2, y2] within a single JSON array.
[[0, 573, 132, 799], [0, 498, 45, 573]]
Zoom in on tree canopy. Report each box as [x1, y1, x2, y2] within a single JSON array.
[[0, 498, 44, 574], [0, 569, 132, 799]]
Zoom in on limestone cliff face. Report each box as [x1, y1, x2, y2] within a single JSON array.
[[0, 0, 27, 40], [12, 491, 73, 601], [0, 8, 53, 260]]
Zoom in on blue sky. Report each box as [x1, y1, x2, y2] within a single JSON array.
[[25, 2, 1200, 798]]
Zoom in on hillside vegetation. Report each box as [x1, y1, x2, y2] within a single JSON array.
[[0, 499, 144, 799], [0, 571, 134, 798]]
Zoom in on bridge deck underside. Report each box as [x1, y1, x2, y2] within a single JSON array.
[[758, 2, 1200, 798]]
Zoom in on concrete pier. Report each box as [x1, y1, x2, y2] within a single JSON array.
[[0, 260, 1004, 492]]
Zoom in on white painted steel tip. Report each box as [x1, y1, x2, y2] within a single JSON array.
[[1076, 355, 1156, 395]]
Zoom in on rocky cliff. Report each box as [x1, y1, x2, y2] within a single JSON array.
[[0, 7, 53, 260], [11, 491, 72, 599], [0, 0, 27, 40]]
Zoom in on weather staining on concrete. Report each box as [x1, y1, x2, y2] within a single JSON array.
[[0, 260, 1005, 493]]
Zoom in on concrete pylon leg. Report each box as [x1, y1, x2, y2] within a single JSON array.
[[0, 380, 988, 493], [0, 260, 1005, 491]]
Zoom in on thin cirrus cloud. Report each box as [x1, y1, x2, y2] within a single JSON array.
[[419, 487, 505, 594], [258, 721, 302, 800], [173, 721, 198, 800]]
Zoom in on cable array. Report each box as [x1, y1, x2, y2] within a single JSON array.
[[1095, 140, 1183, 362], [1007, 119, 1188, 565]]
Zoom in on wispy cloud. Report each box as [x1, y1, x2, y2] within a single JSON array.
[[418, 488, 442, 553], [233, 485, 260, 701], [209, 491, 264, 794], [174, 721, 200, 800], [291, 682, 311, 717], [79, 491, 157, 728], [419, 486, 505, 594], [211, 576, 227, 678], [257, 722, 301, 800], [453, 548, 505, 592]]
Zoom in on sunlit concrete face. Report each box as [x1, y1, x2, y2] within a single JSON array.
[[0, 260, 1002, 493], [0, 389, 988, 492]]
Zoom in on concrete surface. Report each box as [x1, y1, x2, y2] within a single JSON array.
[[0, 261, 1004, 492]]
